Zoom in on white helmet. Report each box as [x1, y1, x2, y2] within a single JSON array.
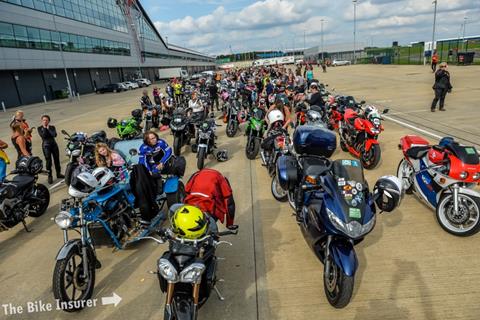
[[267, 109, 285, 125], [92, 167, 116, 188], [68, 172, 98, 198]]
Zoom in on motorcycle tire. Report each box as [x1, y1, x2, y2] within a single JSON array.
[[271, 173, 288, 202], [145, 121, 153, 132], [29, 184, 50, 217], [436, 193, 480, 237], [245, 137, 260, 160], [396, 159, 414, 194], [52, 244, 96, 312], [64, 162, 78, 187], [361, 144, 381, 170], [197, 147, 206, 170], [166, 181, 186, 209], [323, 255, 354, 308], [173, 136, 182, 156], [226, 120, 238, 138]]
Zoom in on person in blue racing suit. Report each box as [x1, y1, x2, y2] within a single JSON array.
[[139, 130, 186, 177]]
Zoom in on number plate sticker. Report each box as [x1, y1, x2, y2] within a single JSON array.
[[342, 160, 352, 166], [349, 208, 361, 218], [466, 147, 476, 155]]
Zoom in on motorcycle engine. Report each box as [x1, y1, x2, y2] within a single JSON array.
[[0, 199, 28, 228]]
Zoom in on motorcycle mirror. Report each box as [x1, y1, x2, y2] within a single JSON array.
[[129, 149, 138, 156], [360, 100, 366, 104], [326, 84, 329, 87], [382, 108, 390, 114], [61, 129, 69, 136]]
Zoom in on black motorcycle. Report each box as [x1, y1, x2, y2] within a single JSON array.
[[62, 130, 107, 186], [226, 91, 241, 138], [144, 225, 238, 320], [0, 156, 50, 232], [195, 117, 217, 170], [170, 107, 194, 156]]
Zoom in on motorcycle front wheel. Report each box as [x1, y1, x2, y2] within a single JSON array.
[[396, 159, 414, 194], [271, 173, 288, 202], [173, 135, 182, 156], [197, 147, 206, 170], [361, 143, 381, 170], [245, 136, 260, 160], [29, 184, 50, 217], [226, 120, 238, 138], [436, 193, 480, 236], [52, 245, 96, 312], [324, 255, 354, 308]]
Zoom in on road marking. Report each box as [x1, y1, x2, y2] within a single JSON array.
[[48, 180, 64, 191], [375, 99, 392, 103], [383, 114, 443, 140], [389, 110, 429, 115], [101, 293, 122, 307]]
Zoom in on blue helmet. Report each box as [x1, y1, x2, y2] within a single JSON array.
[[439, 137, 454, 148]]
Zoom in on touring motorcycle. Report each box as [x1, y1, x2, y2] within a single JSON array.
[[397, 135, 480, 236]]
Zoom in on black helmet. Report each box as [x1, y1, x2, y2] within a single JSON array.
[[107, 118, 118, 129], [16, 156, 43, 175], [215, 150, 228, 162], [90, 130, 107, 143], [373, 175, 403, 212], [131, 108, 142, 119]]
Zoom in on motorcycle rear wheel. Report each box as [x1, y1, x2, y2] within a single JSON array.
[[52, 245, 96, 312], [324, 255, 354, 308], [29, 184, 50, 217], [361, 144, 381, 170], [271, 173, 288, 202], [436, 193, 480, 236]]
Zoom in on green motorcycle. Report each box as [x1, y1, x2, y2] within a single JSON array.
[[107, 109, 142, 140], [245, 107, 267, 160]]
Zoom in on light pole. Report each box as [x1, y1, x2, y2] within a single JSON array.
[[462, 16, 468, 51], [303, 29, 306, 51], [353, 0, 357, 64], [431, 0, 438, 60], [50, 0, 73, 100], [321, 19, 325, 62]]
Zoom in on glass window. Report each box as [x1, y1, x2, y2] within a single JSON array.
[[84, 36, 92, 52], [65, 9, 74, 18], [0, 22, 14, 36], [45, 2, 54, 13], [0, 22, 15, 47], [21, 0, 34, 8], [33, 0, 46, 11], [63, 0, 72, 10], [77, 35, 85, 52], [39, 29, 52, 49], [27, 27, 41, 49], [60, 32, 69, 51], [6, 0, 22, 5], [51, 31, 60, 50], [13, 25, 29, 48], [69, 33, 78, 51]]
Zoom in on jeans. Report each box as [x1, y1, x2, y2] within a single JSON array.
[[0, 159, 6, 182]]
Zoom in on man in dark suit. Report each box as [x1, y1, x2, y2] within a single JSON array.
[[37, 115, 64, 184]]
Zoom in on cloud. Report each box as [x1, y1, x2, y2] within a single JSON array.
[[150, 0, 480, 55]]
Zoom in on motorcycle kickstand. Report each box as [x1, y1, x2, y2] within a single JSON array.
[[21, 219, 32, 232], [213, 284, 225, 301]]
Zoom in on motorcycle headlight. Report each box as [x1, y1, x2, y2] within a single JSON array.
[[72, 149, 81, 157], [179, 262, 206, 283], [327, 208, 376, 238], [373, 118, 381, 126], [460, 171, 468, 179], [199, 132, 210, 139], [54, 211, 73, 229], [158, 258, 179, 283], [473, 172, 480, 180], [254, 123, 262, 131], [370, 128, 380, 135], [174, 118, 182, 124], [66, 149, 72, 156]]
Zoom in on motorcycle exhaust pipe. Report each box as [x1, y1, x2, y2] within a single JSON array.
[[260, 151, 267, 165]]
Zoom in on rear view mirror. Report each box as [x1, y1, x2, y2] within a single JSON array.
[[360, 100, 366, 104], [129, 149, 138, 156], [61, 130, 69, 136], [382, 109, 390, 114]]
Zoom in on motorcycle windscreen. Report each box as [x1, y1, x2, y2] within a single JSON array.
[[329, 159, 373, 224], [252, 108, 266, 120], [113, 139, 143, 165]]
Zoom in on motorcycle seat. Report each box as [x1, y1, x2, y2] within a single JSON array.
[[301, 156, 330, 176], [445, 143, 479, 165], [10, 175, 35, 191], [406, 146, 430, 159]]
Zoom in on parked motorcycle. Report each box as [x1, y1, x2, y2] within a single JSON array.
[[277, 130, 403, 307], [170, 107, 194, 156], [62, 130, 107, 186], [143, 104, 155, 132], [226, 90, 241, 137], [107, 109, 143, 140], [245, 107, 266, 160], [339, 105, 389, 169], [397, 135, 480, 236], [0, 156, 50, 232], [195, 118, 218, 170], [142, 221, 238, 320]]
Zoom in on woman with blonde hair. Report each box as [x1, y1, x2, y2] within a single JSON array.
[[11, 123, 31, 160], [94, 143, 125, 169]]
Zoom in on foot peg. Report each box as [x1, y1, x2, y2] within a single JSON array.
[[213, 285, 225, 301]]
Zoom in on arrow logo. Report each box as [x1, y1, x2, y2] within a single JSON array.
[[101, 293, 122, 307]]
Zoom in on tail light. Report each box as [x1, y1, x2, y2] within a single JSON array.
[[275, 136, 286, 149]]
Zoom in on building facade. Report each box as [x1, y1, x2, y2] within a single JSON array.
[[0, 0, 215, 108]]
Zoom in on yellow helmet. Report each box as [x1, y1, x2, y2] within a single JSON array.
[[171, 205, 207, 239]]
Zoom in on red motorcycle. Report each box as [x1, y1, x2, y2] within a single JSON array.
[[339, 105, 389, 169], [326, 95, 363, 131]]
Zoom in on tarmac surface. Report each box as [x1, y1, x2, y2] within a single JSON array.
[[1, 64, 480, 320]]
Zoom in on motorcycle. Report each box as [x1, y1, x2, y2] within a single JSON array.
[[339, 105, 389, 169], [141, 222, 238, 320], [397, 135, 480, 236], [143, 104, 156, 132], [226, 90, 241, 138], [62, 130, 107, 186], [277, 150, 401, 307], [0, 156, 50, 232], [107, 109, 143, 140], [170, 107, 195, 156], [195, 117, 218, 170], [326, 95, 360, 131], [245, 107, 267, 160]]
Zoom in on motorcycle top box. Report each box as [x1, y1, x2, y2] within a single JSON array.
[[293, 125, 337, 158]]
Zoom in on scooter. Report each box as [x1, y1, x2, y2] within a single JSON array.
[[397, 135, 480, 236]]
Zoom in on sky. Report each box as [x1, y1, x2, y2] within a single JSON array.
[[141, 0, 480, 56]]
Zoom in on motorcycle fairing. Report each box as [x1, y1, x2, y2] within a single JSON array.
[[164, 176, 180, 194], [414, 159, 441, 207]]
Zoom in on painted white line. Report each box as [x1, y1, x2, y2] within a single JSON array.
[[383, 114, 443, 140], [48, 180, 64, 191], [389, 110, 429, 115], [375, 99, 392, 103]]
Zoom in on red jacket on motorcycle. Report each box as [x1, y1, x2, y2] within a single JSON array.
[[184, 169, 236, 227]]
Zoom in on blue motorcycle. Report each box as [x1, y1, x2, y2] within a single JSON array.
[[277, 125, 402, 308], [52, 140, 185, 312]]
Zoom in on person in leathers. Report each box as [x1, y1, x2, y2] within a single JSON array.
[[183, 168, 237, 234]]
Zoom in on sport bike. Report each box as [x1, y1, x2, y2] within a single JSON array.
[[225, 91, 241, 138], [339, 105, 388, 169], [397, 135, 480, 236], [170, 107, 194, 156], [195, 118, 218, 170], [0, 156, 50, 233], [245, 107, 266, 160], [107, 109, 143, 140]]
